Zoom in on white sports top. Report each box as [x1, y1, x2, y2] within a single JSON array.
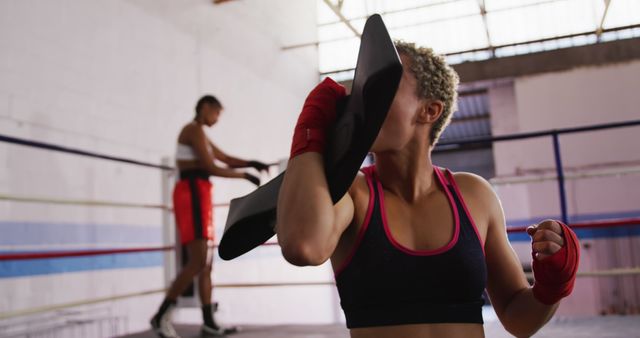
[[176, 143, 213, 161]]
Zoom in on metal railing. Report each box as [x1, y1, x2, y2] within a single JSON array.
[[436, 119, 640, 224]]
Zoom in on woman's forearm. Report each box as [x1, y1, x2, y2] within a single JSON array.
[[223, 157, 248, 168], [501, 288, 559, 337], [206, 164, 245, 179], [276, 152, 342, 266]]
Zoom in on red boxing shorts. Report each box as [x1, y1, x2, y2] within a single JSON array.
[[173, 170, 213, 244]]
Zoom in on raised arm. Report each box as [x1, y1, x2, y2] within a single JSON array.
[[189, 126, 258, 184], [209, 141, 270, 173], [277, 153, 354, 266], [477, 175, 579, 337], [276, 78, 355, 266], [483, 186, 557, 337]]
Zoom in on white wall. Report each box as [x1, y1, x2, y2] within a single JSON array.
[[0, 0, 326, 335], [489, 60, 640, 316], [491, 60, 640, 222]]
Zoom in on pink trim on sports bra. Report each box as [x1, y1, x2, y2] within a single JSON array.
[[444, 169, 486, 255], [378, 167, 461, 256], [333, 170, 376, 277]]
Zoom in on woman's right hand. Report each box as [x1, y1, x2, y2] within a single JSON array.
[[247, 160, 270, 173], [289, 77, 347, 159]]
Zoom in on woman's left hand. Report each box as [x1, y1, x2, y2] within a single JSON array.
[[247, 160, 270, 173], [527, 220, 565, 260]]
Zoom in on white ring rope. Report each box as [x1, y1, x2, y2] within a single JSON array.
[[0, 193, 230, 209], [1, 267, 639, 320], [491, 165, 640, 186]]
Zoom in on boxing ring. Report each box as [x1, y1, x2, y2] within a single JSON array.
[[1, 119, 639, 337]]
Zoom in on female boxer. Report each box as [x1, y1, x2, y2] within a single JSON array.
[[277, 42, 579, 338], [151, 95, 268, 338]]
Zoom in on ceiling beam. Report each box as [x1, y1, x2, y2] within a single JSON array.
[[319, 0, 466, 27], [477, 0, 495, 57], [319, 0, 562, 27], [596, 0, 612, 41], [322, 0, 361, 38]]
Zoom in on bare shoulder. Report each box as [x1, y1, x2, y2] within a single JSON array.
[[348, 171, 368, 196], [185, 122, 208, 142], [178, 122, 195, 141], [451, 171, 495, 197], [450, 171, 503, 234], [184, 122, 203, 135]]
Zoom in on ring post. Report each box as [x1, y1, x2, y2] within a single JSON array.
[[161, 157, 176, 288], [552, 133, 569, 224]]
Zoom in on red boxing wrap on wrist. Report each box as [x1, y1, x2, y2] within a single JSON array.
[[290, 78, 347, 159], [532, 222, 580, 305]]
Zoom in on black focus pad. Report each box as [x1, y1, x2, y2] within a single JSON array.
[[219, 173, 282, 261], [324, 14, 403, 202], [218, 14, 402, 260]]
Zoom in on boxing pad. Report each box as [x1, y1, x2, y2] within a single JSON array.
[[218, 14, 402, 260]]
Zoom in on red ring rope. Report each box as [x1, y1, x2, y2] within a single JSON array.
[[506, 217, 640, 233], [2, 218, 638, 261], [0, 246, 173, 261]]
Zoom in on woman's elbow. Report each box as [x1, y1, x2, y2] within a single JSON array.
[[276, 209, 335, 266], [279, 238, 330, 266], [502, 320, 541, 338]]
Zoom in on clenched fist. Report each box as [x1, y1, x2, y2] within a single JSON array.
[[527, 219, 580, 305], [527, 219, 564, 260]]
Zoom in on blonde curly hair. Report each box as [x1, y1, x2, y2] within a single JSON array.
[[394, 41, 459, 146]]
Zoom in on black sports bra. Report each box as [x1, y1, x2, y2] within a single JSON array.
[[334, 166, 487, 328]]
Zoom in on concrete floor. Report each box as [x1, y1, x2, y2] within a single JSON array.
[[122, 315, 640, 338], [121, 324, 348, 338]]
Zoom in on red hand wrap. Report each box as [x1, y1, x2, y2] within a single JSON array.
[[532, 222, 580, 305], [290, 77, 347, 159]]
